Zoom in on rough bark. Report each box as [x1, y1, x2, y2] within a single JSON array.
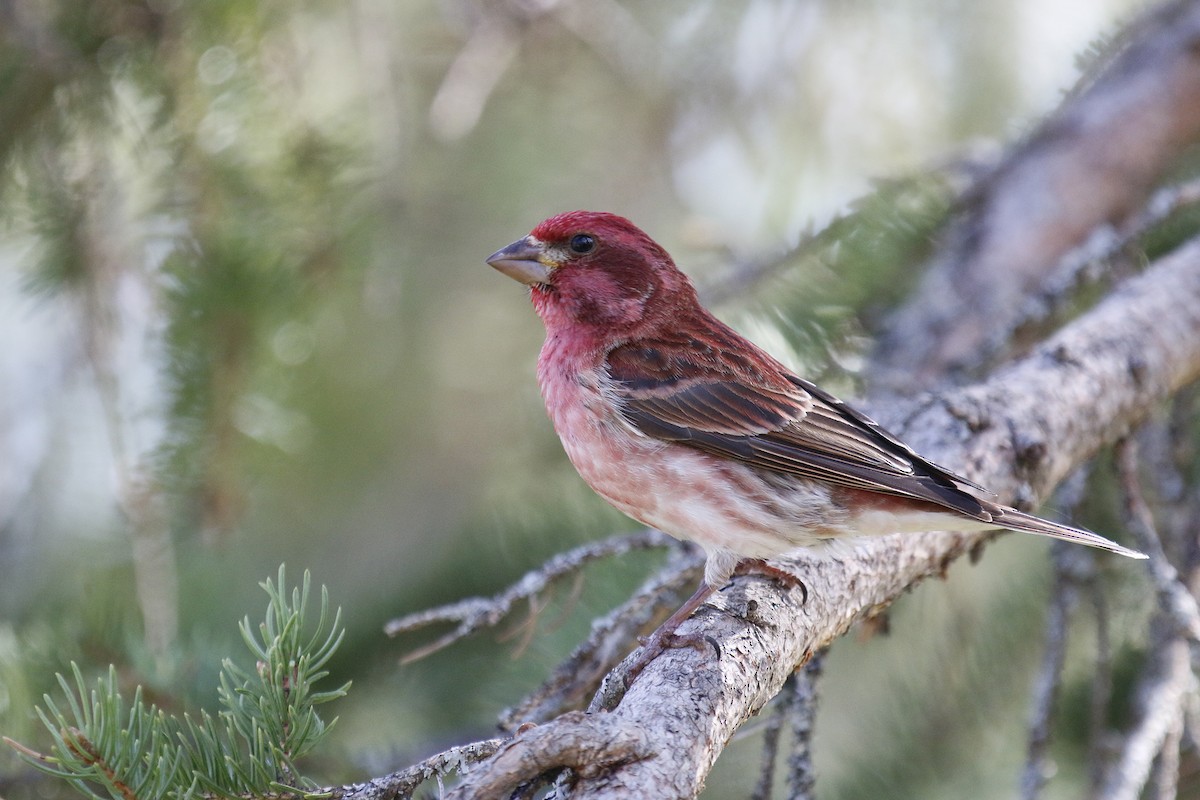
[[446, 237, 1200, 799]]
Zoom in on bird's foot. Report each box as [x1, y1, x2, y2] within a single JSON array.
[[622, 627, 717, 687], [602, 582, 719, 696], [591, 621, 716, 712], [733, 558, 808, 604], [596, 563, 806, 708]]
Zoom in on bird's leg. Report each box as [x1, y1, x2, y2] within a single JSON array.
[[620, 582, 717, 686], [639, 582, 716, 648], [618, 560, 807, 688]]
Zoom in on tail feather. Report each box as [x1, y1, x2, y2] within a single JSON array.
[[992, 507, 1146, 560]]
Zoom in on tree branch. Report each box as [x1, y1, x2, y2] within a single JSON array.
[[784, 652, 823, 800], [1019, 544, 1083, 800], [1096, 621, 1193, 800], [1115, 437, 1200, 645]]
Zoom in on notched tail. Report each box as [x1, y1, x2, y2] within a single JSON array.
[[993, 507, 1147, 560]]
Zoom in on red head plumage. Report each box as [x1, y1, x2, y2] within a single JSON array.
[[488, 211, 698, 337]]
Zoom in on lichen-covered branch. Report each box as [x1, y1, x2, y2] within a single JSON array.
[[329, 738, 505, 800]]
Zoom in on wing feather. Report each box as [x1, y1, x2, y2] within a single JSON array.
[[607, 335, 991, 520]]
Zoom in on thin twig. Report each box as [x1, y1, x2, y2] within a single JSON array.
[[1096, 617, 1193, 800], [1088, 574, 1115, 794], [1147, 705, 1184, 800], [1159, 386, 1199, 571], [1096, 434, 1200, 800], [785, 652, 824, 800], [1114, 438, 1200, 647], [750, 674, 790, 800], [1183, 691, 1200, 766], [327, 737, 506, 799], [1020, 544, 1083, 800], [385, 529, 675, 664], [1017, 467, 1103, 800], [63, 729, 137, 800]]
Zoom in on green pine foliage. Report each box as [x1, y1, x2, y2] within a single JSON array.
[[5, 567, 349, 800]]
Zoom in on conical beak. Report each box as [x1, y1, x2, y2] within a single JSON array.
[[486, 237, 553, 286]]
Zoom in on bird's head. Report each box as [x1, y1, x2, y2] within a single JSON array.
[[487, 211, 698, 335]]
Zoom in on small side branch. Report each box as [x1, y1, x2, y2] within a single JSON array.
[[1020, 545, 1082, 800], [1114, 438, 1200, 646], [1010, 177, 1200, 354], [749, 682, 787, 800], [785, 652, 824, 800], [1093, 435, 1200, 800], [1095, 622, 1194, 800], [385, 529, 674, 664], [1088, 577, 1114, 794], [1021, 471, 1105, 799], [329, 738, 505, 800], [747, 652, 825, 800]]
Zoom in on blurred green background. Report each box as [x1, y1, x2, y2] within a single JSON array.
[[0, 1, 1150, 797]]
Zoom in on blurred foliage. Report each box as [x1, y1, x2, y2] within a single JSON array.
[[0, 0, 1157, 798]]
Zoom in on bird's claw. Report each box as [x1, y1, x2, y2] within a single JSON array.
[[734, 559, 808, 604]]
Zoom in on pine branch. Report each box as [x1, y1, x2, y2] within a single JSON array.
[[5, 566, 349, 800]]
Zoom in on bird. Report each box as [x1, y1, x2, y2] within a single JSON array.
[[486, 210, 1146, 668]]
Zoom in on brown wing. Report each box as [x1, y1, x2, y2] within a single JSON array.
[[606, 334, 992, 520]]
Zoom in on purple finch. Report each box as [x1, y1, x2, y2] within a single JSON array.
[[487, 211, 1145, 657]]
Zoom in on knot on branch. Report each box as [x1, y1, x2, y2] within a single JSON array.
[[448, 711, 655, 799]]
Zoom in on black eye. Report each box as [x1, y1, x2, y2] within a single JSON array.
[[569, 234, 596, 254]]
